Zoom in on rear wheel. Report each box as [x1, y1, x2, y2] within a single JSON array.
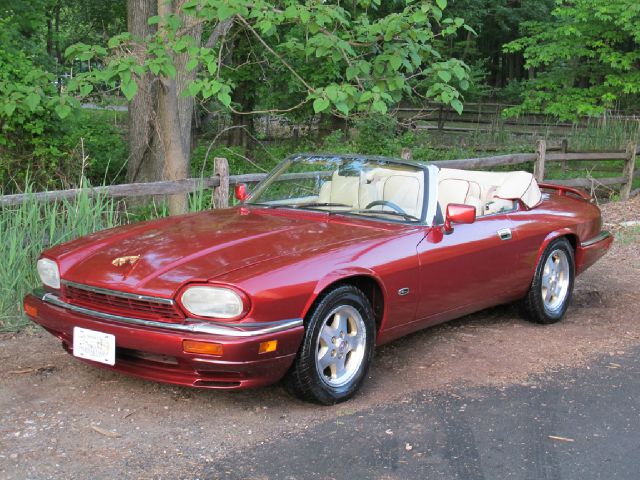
[[522, 238, 575, 324], [285, 285, 375, 405]]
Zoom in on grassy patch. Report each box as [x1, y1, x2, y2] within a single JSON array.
[[616, 225, 640, 246], [0, 182, 122, 331], [0, 178, 219, 332]]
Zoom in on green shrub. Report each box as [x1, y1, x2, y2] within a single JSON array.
[[0, 108, 127, 193]]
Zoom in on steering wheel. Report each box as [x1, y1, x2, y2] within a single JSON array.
[[364, 200, 408, 215]]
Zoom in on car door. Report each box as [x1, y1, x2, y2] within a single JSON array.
[[414, 212, 522, 325]]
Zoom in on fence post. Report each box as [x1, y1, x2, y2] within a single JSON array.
[[621, 142, 637, 200], [534, 139, 546, 182], [213, 157, 229, 208], [561, 138, 569, 174], [437, 105, 444, 130]]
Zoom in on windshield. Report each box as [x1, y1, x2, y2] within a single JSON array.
[[247, 155, 427, 223]]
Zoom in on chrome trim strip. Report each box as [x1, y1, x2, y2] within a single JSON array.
[[35, 290, 303, 337], [580, 231, 611, 248], [61, 280, 175, 305]]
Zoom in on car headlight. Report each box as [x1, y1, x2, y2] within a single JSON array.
[[180, 286, 246, 319], [37, 258, 60, 289]]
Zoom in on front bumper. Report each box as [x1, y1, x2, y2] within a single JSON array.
[[24, 291, 305, 389], [575, 230, 614, 275]]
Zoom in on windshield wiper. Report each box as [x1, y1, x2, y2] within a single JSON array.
[[247, 202, 295, 209], [247, 202, 350, 210], [293, 202, 351, 209], [335, 209, 421, 222]]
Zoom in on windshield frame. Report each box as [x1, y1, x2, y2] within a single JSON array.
[[245, 153, 436, 225]]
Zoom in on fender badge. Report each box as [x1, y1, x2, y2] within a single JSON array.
[[112, 255, 140, 267]]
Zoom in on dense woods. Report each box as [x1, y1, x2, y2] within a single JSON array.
[[1, 0, 639, 205]]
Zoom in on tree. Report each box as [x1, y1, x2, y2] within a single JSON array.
[[0, 0, 127, 190], [503, 0, 640, 120], [67, 0, 472, 214], [444, 0, 555, 89]]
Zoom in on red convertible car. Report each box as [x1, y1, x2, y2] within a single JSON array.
[[24, 154, 612, 404]]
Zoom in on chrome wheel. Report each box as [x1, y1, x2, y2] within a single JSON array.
[[315, 305, 367, 388], [541, 248, 570, 312]]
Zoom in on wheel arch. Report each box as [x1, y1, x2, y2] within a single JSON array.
[[302, 271, 386, 335], [534, 229, 578, 269]]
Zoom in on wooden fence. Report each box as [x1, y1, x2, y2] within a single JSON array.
[[396, 102, 640, 139], [0, 142, 637, 208]]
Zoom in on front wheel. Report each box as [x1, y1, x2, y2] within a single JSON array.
[[285, 285, 375, 405], [522, 237, 575, 324]]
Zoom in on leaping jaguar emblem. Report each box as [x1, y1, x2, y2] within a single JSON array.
[[112, 255, 141, 267]]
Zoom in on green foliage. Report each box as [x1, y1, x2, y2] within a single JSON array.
[[1, 109, 127, 192], [442, 0, 555, 97], [67, 1, 472, 117], [504, 0, 640, 120], [0, 1, 128, 193], [0, 17, 77, 144]]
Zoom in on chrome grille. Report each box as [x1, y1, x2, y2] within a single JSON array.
[[62, 282, 183, 323]]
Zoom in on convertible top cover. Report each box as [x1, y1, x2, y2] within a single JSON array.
[[438, 168, 542, 209]]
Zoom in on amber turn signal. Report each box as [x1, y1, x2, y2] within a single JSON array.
[[183, 340, 223, 356], [23, 302, 37, 318], [258, 340, 278, 354]]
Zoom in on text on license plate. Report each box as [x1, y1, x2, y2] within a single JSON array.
[[73, 326, 116, 366]]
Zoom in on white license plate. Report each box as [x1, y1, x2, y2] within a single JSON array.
[[73, 327, 116, 366]]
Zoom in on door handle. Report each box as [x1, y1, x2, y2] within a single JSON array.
[[497, 228, 512, 241]]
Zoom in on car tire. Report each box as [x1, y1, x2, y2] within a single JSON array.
[[285, 285, 376, 405], [522, 237, 575, 324]]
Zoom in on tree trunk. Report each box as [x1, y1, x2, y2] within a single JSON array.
[[46, 18, 53, 57], [157, 77, 188, 214], [126, 1, 230, 214], [54, 1, 62, 92], [157, 0, 188, 215], [174, 11, 202, 163], [126, 0, 159, 183]]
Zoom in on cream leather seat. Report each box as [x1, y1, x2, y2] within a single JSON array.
[[365, 169, 424, 218], [380, 175, 422, 217], [318, 171, 359, 207], [318, 171, 378, 209], [437, 178, 483, 216], [438, 168, 541, 216]]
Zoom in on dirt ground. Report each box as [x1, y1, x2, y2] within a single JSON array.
[[1, 197, 638, 480]]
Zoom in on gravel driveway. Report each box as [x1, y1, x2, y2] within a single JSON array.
[[1, 198, 638, 480]]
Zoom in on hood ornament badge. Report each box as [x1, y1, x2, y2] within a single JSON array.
[[112, 255, 141, 267]]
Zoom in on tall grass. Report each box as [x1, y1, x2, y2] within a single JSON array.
[[0, 181, 123, 331], [0, 179, 219, 332], [568, 117, 640, 151]]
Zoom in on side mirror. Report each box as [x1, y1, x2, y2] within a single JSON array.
[[234, 183, 248, 202], [443, 203, 476, 234]]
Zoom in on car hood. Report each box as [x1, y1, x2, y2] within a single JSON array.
[[48, 207, 396, 297]]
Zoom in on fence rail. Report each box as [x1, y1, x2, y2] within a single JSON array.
[[396, 101, 640, 128], [1, 142, 637, 208]]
